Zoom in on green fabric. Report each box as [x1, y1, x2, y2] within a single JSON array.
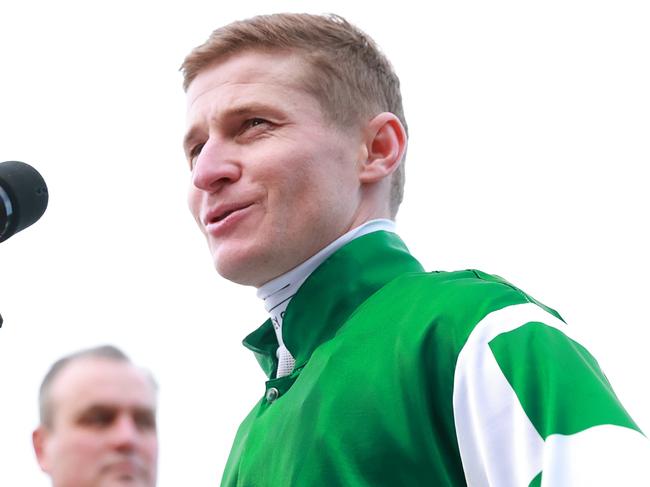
[[222, 232, 632, 487], [223, 231, 537, 486], [529, 471, 543, 487], [489, 321, 640, 438]]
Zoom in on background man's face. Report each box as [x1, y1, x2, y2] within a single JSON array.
[[185, 51, 368, 287], [35, 358, 158, 487]]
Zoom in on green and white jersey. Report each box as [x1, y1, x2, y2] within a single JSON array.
[[454, 299, 648, 485], [222, 231, 649, 486]]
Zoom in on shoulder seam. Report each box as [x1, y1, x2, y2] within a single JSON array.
[[468, 269, 534, 305]]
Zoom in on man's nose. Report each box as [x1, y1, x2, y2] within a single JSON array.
[[191, 139, 242, 193], [108, 415, 140, 451]]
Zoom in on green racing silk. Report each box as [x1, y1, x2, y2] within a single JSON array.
[[221, 231, 649, 486]]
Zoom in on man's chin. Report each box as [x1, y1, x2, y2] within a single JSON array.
[[100, 472, 150, 486], [214, 250, 276, 288], [99, 460, 151, 486], [216, 262, 264, 287]]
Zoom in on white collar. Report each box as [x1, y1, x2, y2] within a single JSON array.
[[257, 219, 397, 312]]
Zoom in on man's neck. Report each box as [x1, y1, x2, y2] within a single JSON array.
[[257, 218, 396, 377], [257, 219, 396, 307]]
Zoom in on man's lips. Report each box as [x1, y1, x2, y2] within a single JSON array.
[[101, 457, 145, 478], [203, 202, 255, 227], [202, 201, 256, 235]]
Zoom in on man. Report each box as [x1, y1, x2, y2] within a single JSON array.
[[181, 13, 649, 486], [32, 345, 158, 487]]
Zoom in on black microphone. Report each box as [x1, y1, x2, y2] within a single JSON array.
[[0, 161, 49, 243]]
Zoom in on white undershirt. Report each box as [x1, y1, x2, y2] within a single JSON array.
[[257, 219, 397, 378]]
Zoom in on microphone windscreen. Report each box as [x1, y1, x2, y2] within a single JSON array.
[[0, 161, 49, 242]]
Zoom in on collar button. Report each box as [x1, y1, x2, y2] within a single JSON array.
[[266, 387, 280, 403]]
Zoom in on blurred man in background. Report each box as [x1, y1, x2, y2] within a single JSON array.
[[32, 345, 158, 487]]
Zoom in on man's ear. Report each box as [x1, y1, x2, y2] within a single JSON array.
[[359, 112, 407, 184], [32, 426, 51, 473]]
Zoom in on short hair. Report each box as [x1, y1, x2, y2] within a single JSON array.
[[181, 13, 408, 216], [38, 345, 153, 428]]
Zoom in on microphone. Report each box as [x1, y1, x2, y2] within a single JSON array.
[[0, 161, 49, 243]]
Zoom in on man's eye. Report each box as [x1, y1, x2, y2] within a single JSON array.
[[190, 143, 205, 158], [189, 143, 205, 168], [134, 412, 157, 431], [81, 411, 114, 427], [243, 118, 268, 131]]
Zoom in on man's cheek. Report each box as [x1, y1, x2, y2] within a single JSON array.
[[187, 197, 204, 230]]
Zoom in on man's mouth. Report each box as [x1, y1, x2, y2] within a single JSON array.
[[204, 202, 254, 228], [101, 457, 145, 478], [214, 208, 236, 222]]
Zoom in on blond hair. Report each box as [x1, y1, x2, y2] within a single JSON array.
[[181, 13, 408, 216]]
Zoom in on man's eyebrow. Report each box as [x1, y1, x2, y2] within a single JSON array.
[[76, 403, 155, 416], [74, 403, 116, 419], [80, 403, 116, 412], [226, 102, 282, 118]]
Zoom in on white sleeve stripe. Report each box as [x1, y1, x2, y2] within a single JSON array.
[[541, 425, 650, 486], [452, 303, 650, 486], [454, 304, 545, 487]]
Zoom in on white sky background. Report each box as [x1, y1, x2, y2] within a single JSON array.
[[1, 0, 648, 484]]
